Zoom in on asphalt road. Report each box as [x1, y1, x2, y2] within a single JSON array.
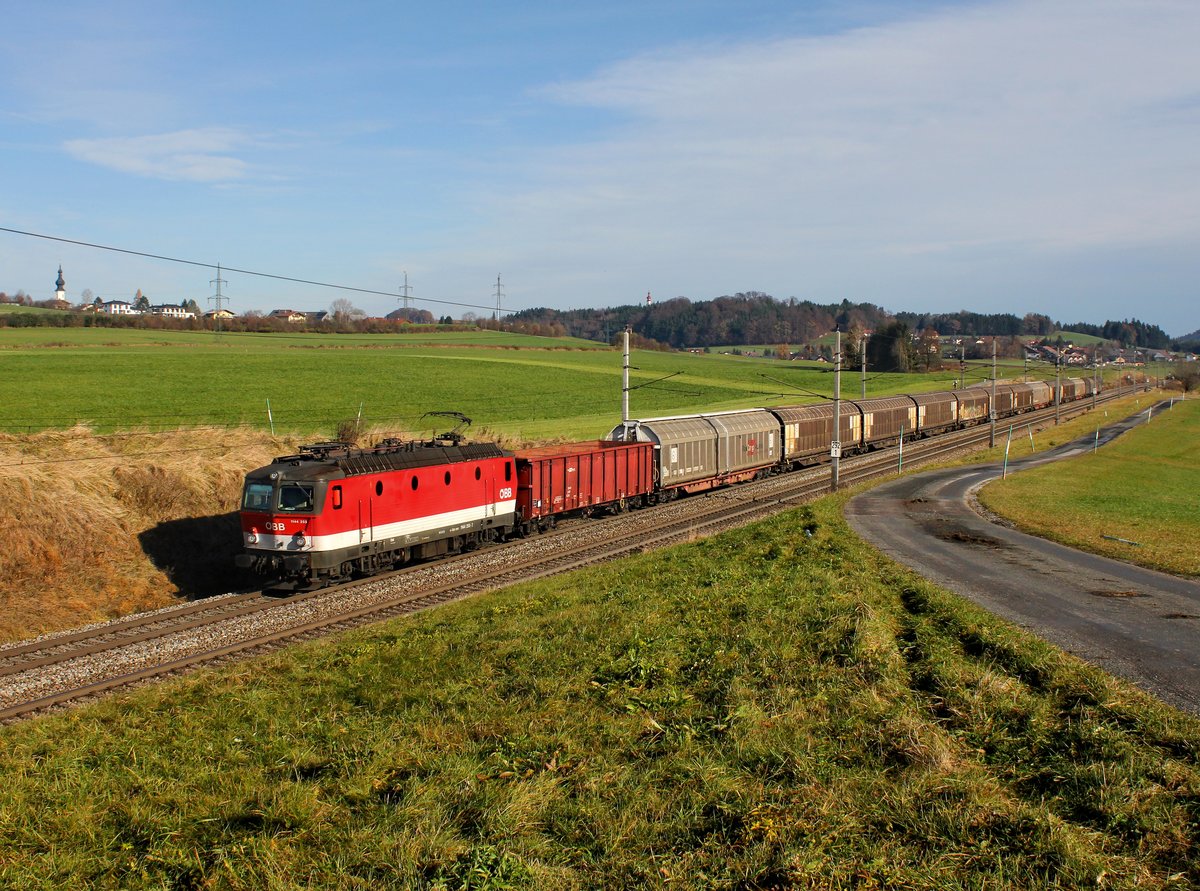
[[845, 402, 1200, 715]]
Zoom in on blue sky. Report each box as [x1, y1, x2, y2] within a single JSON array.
[[2, 0, 1198, 335]]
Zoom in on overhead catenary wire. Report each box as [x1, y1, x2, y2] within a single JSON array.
[[0, 225, 509, 315]]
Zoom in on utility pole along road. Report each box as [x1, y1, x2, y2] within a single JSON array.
[[845, 404, 1200, 716]]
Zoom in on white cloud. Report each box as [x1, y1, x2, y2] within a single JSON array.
[[445, 0, 1200, 321], [63, 128, 252, 182], [549, 0, 1198, 245]]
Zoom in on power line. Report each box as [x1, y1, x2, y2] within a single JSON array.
[[0, 225, 509, 314]]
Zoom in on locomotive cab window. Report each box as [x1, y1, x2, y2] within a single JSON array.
[[242, 482, 273, 512], [278, 483, 315, 513], [505, 461, 512, 482]]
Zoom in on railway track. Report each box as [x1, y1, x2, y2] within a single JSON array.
[[0, 392, 1130, 723]]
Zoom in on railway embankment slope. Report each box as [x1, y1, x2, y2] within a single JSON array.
[[0, 426, 296, 642]]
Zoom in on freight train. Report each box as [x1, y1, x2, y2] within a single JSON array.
[[236, 378, 1093, 587]]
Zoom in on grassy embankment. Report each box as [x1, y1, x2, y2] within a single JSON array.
[[0, 426, 300, 641], [979, 395, 1198, 577], [1, 497, 1197, 888]]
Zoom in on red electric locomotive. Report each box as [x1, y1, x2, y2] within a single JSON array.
[[236, 436, 517, 588]]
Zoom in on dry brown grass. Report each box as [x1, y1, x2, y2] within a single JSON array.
[[0, 426, 302, 643], [0, 423, 570, 644]]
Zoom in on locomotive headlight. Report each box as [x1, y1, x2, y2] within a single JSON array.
[[247, 531, 259, 544], [293, 532, 307, 548]]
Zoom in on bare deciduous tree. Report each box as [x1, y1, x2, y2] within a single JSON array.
[[330, 298, 365, 322]]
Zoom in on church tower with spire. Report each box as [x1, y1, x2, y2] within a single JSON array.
[[54, 266, 67, 304]]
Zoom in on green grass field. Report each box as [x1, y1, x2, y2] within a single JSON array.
[[0, 327, 993, 440], [979, 395, 1198, 576], [1052, 329, 1108, 346], [1, 497, 1196, 889]]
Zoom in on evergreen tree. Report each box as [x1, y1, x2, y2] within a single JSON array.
[[866, 321, 915, 372]]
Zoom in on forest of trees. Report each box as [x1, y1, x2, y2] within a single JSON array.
[[1056, 318, 1171, 349], [509, 294, 892, 350], [510, 294, 1175, 352], [889, 311, 1168, 347]]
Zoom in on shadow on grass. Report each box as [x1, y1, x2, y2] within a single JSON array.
[[138, 512, 250, 599]]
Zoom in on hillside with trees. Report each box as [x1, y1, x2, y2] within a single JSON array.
[[509, 294, 1175, 353], [1171, 329, 1200, 350], [509, 294, 890, 349]]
